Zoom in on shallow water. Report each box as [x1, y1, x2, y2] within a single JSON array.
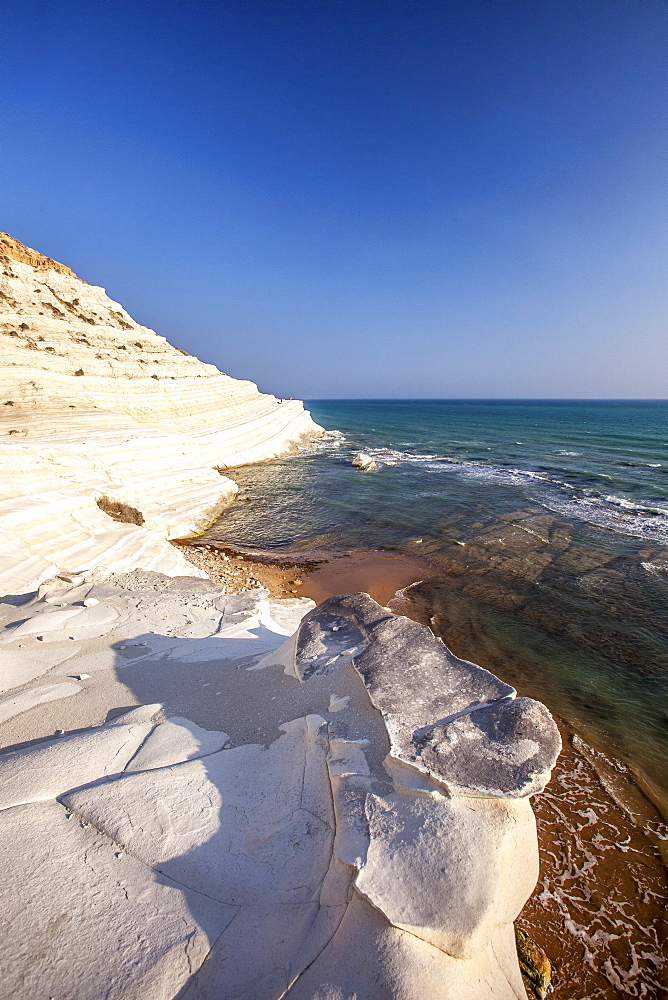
[[205, 400, 668, 802], [517, 729, 667, 999]]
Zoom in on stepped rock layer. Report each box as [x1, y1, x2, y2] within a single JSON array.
[[0, 577, 560, 999], [0, 234, 323, 594]]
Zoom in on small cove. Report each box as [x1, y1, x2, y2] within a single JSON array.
[[204, 399, 668, 804], [197, 398, 668, 997]]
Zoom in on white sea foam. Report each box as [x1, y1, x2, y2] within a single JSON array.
[[334, 430, 668, 544], [310, 428, 347, 452], [641, 560, 668, 575], [422, 456, 668, 543], [537, 494, 668, 544], [532, 742, 668, 999], [362, 447, 441, 467], [602, 494, 668, 517]]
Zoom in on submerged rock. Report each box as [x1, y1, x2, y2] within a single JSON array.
[[515, 926, 552, 998]]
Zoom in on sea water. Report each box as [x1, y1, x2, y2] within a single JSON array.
[[205, 399, 668, 800]]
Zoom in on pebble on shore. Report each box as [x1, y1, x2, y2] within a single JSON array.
[[172, 541, 306, 598]]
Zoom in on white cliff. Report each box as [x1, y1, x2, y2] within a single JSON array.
[[0, 576, 560, 999], [0, 234, 323, 594]]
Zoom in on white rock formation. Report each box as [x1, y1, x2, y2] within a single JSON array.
[[351, 451, 377, 471], [0, 237, 560, 998], [0, 234, 323, 594], [0, 574, 560, 999]]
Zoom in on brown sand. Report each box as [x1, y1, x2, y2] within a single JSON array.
[[172, 539, 318, 598], [174, 540, 432, 607], [300, 551, 431, 606], [517, 724, 668, 999]]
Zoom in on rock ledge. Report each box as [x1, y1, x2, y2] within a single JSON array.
[[0, 577, 560, 999]]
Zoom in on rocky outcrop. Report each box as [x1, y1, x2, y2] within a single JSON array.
[[351, 451, 377, 471], [0, 578, 560, 999], [0, 231, 79, 279], [0, 235, 323, 593]]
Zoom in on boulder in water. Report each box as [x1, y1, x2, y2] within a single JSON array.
[[351, 452, 377, 471]]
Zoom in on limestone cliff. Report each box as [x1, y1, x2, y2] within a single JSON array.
[[0, 234, 323, 593]]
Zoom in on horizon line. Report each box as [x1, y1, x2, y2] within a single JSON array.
[[302, 396, 668, 403]]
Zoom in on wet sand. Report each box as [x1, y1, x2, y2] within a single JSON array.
[[174, 539, 432, 607], [174, 537, 667, 998], [299, 550, 431, 606]]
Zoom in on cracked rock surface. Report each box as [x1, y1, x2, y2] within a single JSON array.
[[0, 573, 560, 999]]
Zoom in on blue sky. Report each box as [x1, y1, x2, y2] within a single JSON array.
[[1, 0, 665, 398]]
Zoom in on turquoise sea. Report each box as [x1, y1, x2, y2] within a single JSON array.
[[204, 400, 668, 802]]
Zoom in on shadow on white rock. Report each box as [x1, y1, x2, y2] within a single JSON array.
[[0, 580, 560, 999]]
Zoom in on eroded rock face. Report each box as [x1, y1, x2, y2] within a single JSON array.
[[0, 578, 559, 999], [0, 234, 323, 593], [289, 594, 560, 797]]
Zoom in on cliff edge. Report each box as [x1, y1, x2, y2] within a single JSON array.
[[0, 234, 323, 594]]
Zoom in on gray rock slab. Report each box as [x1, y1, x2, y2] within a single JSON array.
[[287, 595, 561, 798], [110, 703, 164, 725], [56, 645, 121, 674], [283, 893, 526, 1000], [0, 721, 153, 809], [111, 633, 181, 663], [0, 605, 81, 642], [295, 612, 366, 680], [0, 800, 236, 1000], [167, 631, 286, 663], [0, 680, 81, 724], [0, 602, 120, 643], [416, 695, 563, 797], [311, 592, 393, 631], [126, 716, 229, 771], [172, 611, 224, 638], [182, 853, 352, 1000], [62, 715, 335, 906], [354, 613, 514, 729], [265, 597, 314, 634], [217, 588, 270, 622], [0, 645, 76, 691], [181, 902, 320, 1000]]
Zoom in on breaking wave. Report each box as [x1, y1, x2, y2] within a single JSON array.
[[344, 444, 668, 543]]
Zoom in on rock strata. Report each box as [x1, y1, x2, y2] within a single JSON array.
[[0, 234, 323, 594], [0, 575, 560, 999]]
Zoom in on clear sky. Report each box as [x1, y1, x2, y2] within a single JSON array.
[[1, 0, 665, 399]]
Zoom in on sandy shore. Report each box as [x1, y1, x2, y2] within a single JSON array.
[[175, 536, 668, 1000], [173, 538, 433, 606]]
